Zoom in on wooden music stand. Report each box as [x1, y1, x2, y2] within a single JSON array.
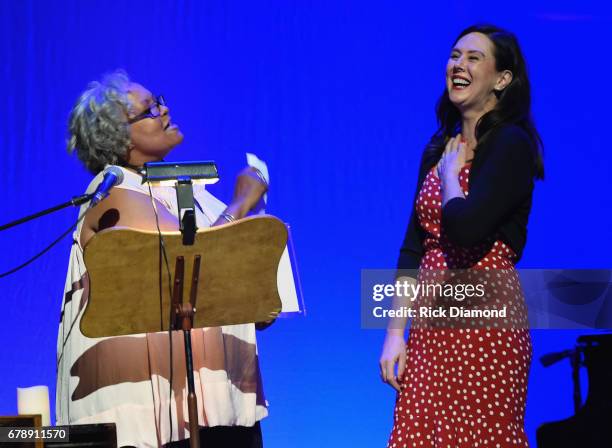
[[80, 215, 287, 448]]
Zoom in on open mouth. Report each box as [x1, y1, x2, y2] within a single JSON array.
[[451, 76, 471, 90]]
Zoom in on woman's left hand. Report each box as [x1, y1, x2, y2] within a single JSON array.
[[437, 134, 467, 182], [232, 167, 269, 214]]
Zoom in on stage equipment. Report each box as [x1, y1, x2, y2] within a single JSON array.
[[536, 333, 612, 447]]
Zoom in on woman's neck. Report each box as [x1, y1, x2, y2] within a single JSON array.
[[461, 95, 497, 149], [460, 101, 497, 157], [460, 115, 478, 152], [123, 152, 166, 172], [126, 155, 158, 168]]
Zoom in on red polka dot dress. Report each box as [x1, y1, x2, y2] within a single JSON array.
[[387, 164, 532, 448]]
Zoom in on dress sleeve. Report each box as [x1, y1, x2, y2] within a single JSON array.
[[441, 125, 536, 247]]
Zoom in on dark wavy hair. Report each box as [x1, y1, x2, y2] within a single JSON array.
[[426, 24, 544, 179]]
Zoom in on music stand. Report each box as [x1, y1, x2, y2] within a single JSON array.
[[81, 216, 287, 447]]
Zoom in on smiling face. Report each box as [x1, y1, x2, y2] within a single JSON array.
[[446, 32, 512, 116], [126, 83, 183, 165]]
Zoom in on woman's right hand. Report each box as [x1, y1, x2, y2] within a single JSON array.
[[436, 134, 466, 181], [379, 331, 407, 392]]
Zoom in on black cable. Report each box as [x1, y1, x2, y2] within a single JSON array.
[[0, 208, 89, 278], [146, 182, 175, 442]]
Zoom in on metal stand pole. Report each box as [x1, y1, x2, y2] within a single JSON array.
[[0, 194, 91, 231], [172, 255, 203, 448], [183, 329, 200, 448]]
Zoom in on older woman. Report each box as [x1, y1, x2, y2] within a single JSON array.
[[57, 71, 268, 448], [380, 25, 544, 447]]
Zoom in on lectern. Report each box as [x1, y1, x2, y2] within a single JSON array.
[[80, 215, 287, 447]]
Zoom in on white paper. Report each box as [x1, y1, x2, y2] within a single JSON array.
[[246, 153, 301, 314], [17, 385, 50, 426], [277, 247, 301, 313], [246, 152, 269, 207]]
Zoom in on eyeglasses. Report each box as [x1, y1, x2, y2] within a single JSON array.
[[128, 95, 166, 124]]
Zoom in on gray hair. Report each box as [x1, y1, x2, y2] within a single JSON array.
[[67, 70, 134, 174]]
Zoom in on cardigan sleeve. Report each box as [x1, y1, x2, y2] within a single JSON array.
[[396, 151, 430, 276], [441, 125, 536, 247], [397, 208, 423, 272]]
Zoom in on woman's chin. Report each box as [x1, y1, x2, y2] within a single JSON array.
[[448, 94, 471, 112], [167, 130, 185, 147], [175, 130, 184, 144]]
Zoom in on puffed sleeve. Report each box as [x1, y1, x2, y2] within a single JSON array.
[[441, 125, 536, 247]]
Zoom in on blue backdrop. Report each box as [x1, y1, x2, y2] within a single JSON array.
[[1, 1, 610, 446]]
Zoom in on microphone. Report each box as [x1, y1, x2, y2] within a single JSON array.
[[89, 166, 125, 208]]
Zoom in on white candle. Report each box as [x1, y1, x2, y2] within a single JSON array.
[[17, 385, 51, 426]]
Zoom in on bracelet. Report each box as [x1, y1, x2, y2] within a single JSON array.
[[219, 212, 236, 223]]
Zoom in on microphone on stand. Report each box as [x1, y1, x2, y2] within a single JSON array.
[[0, 166, 124, 278], [89, 166, 125, 208]]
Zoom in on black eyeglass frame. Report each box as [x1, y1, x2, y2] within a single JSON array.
[[128, 95, 166, 124]]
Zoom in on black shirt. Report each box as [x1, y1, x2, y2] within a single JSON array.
[[397, 124, 538, 274]]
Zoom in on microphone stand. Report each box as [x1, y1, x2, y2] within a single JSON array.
[[0, 194, 92, 231]]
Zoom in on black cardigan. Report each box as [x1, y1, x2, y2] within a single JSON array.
[[397, 124, 537, 274]]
